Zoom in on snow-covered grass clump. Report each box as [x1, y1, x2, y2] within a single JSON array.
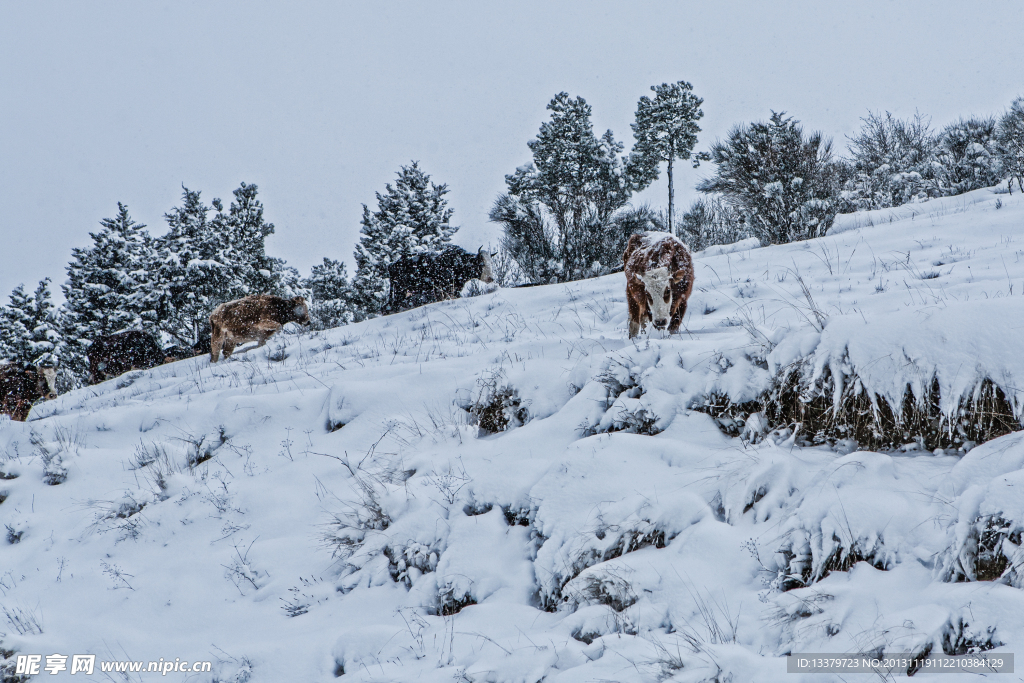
[[3, 184, 1024, 681]]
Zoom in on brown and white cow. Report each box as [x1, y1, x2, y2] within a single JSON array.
[[623, 232, 695, 338], [209, 294, 310, 362], [0, 363, 58, 421]]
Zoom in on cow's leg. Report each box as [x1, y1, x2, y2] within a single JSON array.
[[210, 323, 224, 362], [255, 323, 282, 347], [668, 302, 686, 334], [627, 292, 642, 339], [668, 277, 694, 335], [222, 339, 237, 358]]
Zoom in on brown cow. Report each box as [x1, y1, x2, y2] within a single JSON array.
[[623, 232, 695, 338], [209, 295, 310, 362], [0, 363, 57, 421]]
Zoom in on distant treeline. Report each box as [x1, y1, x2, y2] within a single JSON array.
[[2, 84, 1023, 390]]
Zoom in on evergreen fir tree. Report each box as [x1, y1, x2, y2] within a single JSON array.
[[493, 92, 652, 283], [216, 182, 299, 297], [698, 112, 840, 245], [630, 81, 710, 236], [0, 285, 32, 364], [145, 187, 229, 345], [146, 183, 297, 345], [62, 203, 155, 352], [302, 258, 357, 330], [352, 162, 456, 316], [0, 279, 63, 367]]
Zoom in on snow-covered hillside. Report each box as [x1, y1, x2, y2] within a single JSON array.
[[3, 185, 1024, 682]]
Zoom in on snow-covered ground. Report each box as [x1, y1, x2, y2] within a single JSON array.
[[3, 184, 1024, 681]]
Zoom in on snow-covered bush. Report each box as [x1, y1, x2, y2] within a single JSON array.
[[462, 368, 528, 434], [677, 195, 748, 252], [943, 460, 1024, 589], [581, 354, 671, 436], [699, 358, 1020, 453], [698, 112, 842, 245], [842, 110, 939, 210], [933, 116, 1004, 196]]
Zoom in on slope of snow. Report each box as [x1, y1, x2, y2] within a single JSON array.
[[3, 184, 1024, 681]]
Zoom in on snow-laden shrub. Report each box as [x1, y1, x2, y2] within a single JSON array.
[[941, 616, 1003, 655], [943, 467, 1024, 588], [538, 521, 666, 613], [581, 355, 669, 436], [1, 647, 31, 683], [434, 580, 476, 616], [697, 112, 842, 245], [997, 97, 1024, 194], [946, 515, 1023, 585], [562, 567, 639, 613], [933, 116, 1005, 197], [678, 195, 749, 252], [459, 278, 498, 298], [384, 542, 439, 588], [699, 357, 1020, 452], [842, 111, 940, 210], [461, 368, 529, 434]]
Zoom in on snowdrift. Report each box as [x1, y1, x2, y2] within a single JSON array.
[[3, 184, 1024, 681]]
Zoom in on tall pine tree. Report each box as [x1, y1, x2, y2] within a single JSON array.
[[630, 81, 710, 236], [62, 203, 156, 350], [352, 162, 456, 316], [217, 182, 299, 297]]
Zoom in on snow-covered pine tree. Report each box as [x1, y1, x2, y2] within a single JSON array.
[[493, 92, 652, 284], [302, 258, 358, 330], [352, 162, 456, 316], [0, 285, 32, 364], [145, 183, 298, 345], [630, 81, 710, 236], [217, 182, 299, 297], [998, 97, 1024, 194], [697, 112, 840, 245], [0, 279, 63, 367], [62, 203, 156, 354], [145, 187, 233, 345]]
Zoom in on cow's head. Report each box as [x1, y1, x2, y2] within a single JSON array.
[[34, 365, 58, 400], [477, 247, 496, 284], [637, 267, 676, 330], [290, 296, 311, 325]]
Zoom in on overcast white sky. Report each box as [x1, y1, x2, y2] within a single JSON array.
[[2, 1, 1023, 301]]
